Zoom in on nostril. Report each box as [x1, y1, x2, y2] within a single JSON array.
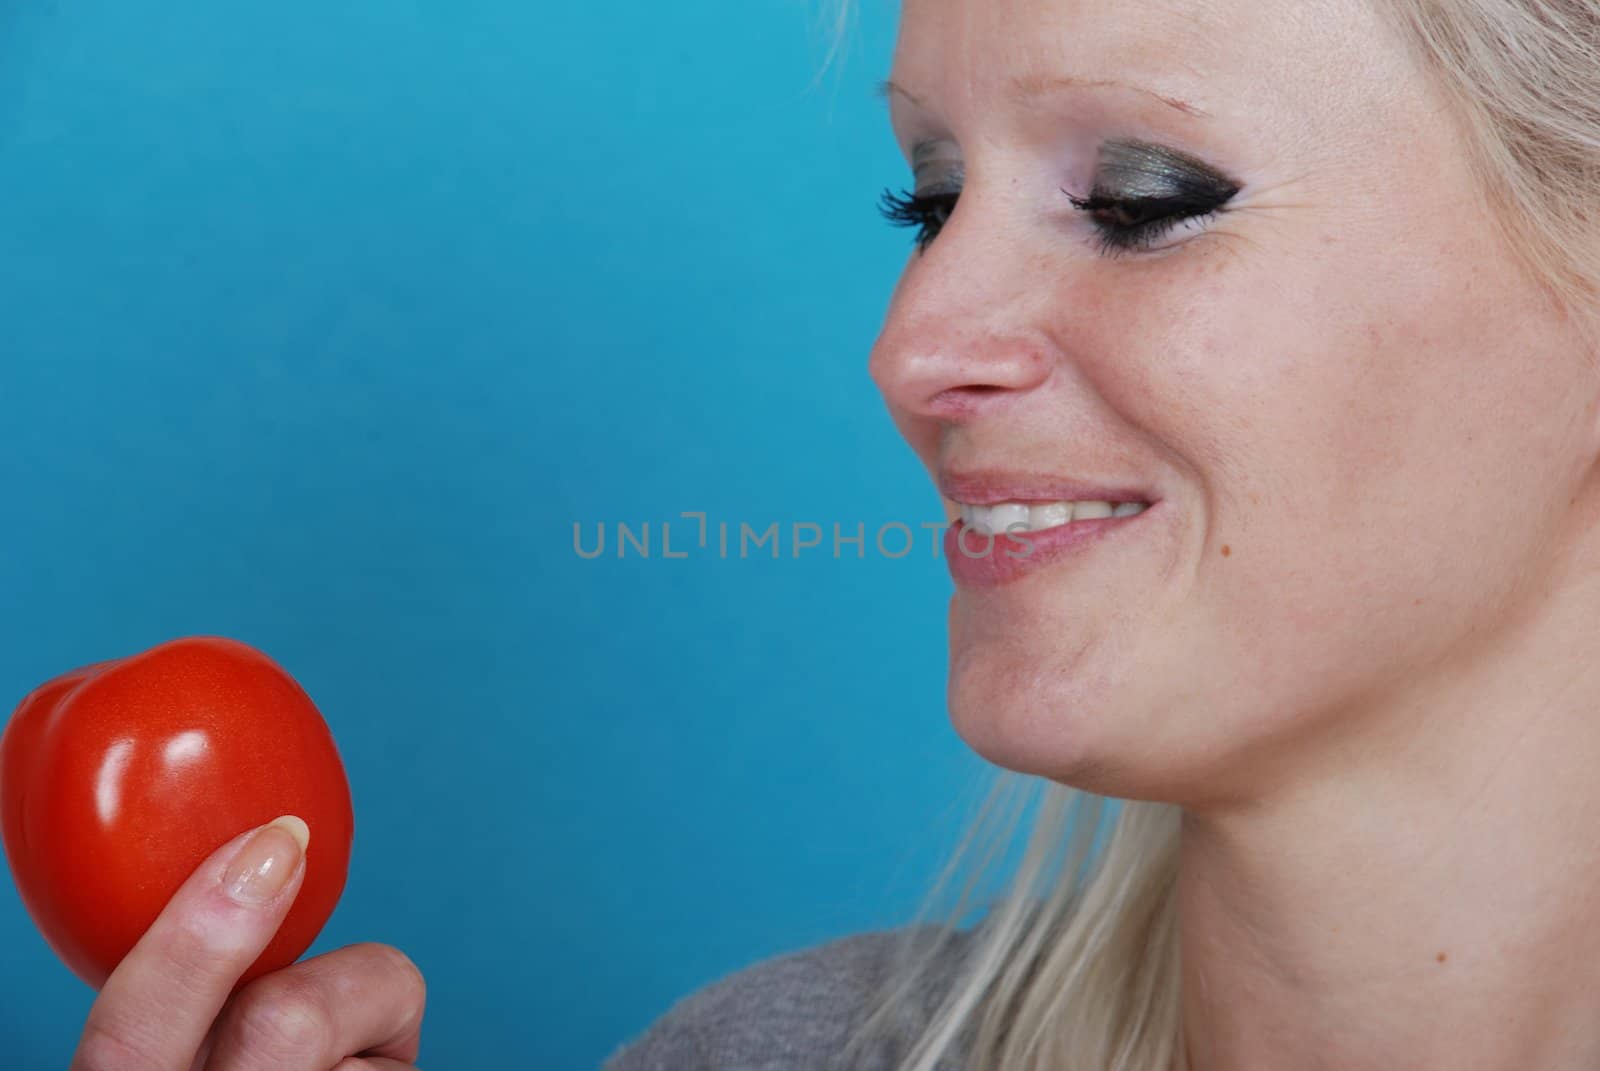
[[926, 383, 1017, 421]]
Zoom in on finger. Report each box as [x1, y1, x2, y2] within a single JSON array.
[[202, 942, 426, 1071], [331, 1060, 420, 1071], [71, 816, 311, 1071]]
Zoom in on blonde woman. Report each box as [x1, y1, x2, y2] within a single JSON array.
[[605, 0, 1600, 1068]]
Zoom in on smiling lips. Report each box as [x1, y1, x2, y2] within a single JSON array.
[[938, 472, 1159, 587]]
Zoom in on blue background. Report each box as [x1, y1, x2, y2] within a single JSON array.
[[0, 2, 1014, 1067]]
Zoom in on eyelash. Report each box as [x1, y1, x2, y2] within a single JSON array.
[[876, 185, 1224, 258]]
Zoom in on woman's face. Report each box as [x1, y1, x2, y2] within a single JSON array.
[[870, 0, 1600, 805]]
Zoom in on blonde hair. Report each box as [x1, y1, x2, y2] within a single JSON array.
[[824, 2, 1600, 1069]]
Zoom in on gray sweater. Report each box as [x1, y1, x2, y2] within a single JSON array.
[[600, 924, 982, 1070]]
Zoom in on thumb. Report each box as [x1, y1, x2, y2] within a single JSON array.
[[73, 816, 310, 1071]]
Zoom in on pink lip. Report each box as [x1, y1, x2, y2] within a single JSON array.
[[938, 469, 1158, 507], [942, 504, 1158, 588]]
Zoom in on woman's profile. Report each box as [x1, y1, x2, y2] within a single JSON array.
[[604, 0, 1600, 1068]]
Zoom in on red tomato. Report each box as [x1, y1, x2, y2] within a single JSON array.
[[0, 636, 353, 991]]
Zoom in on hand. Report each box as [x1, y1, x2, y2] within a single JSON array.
[[68, 816, 427, 1071]]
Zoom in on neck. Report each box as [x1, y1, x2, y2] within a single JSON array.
[[1175, 556, 1600, 1071]]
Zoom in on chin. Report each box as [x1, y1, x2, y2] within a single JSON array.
[[947, 640, 1131, 796], [944, 589, 1224, 802]]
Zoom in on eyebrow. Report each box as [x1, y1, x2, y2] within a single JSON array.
[[875, 74, 1210, 120]]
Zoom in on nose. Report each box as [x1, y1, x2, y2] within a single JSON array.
[[869, 321, 1052, 422], [868, 242, 1053, 424]]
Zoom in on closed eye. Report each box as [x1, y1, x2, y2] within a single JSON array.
[[1063, 187, 1232, 256], [877, 183, 1234, 257]]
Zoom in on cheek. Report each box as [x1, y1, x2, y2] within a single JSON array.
[[1108, 230, 1586, 701]]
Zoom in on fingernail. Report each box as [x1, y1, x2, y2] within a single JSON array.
[[223, 815, 311, 905]]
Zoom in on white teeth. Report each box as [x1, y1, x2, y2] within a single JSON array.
[[1030, 502, 1072, 530], [959, 499, 1149, 534], [986, 503, 1029, 536]]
